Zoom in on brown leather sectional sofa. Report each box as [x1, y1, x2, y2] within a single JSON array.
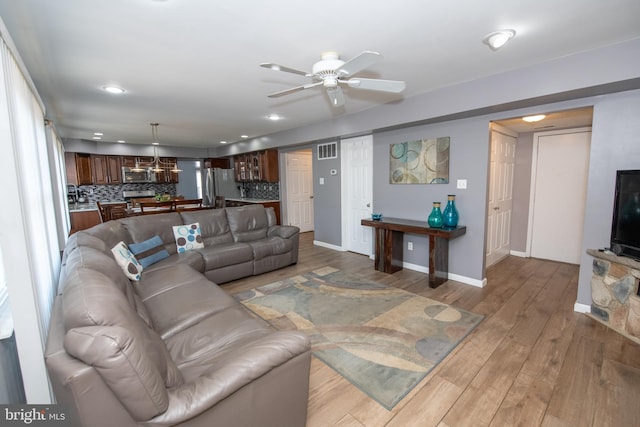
[[45, 204, 311, 427]]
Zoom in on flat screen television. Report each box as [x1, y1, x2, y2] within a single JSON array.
[[610, 169, 640, 260]]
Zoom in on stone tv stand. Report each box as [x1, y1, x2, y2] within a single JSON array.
[[588, 248, 640, 343]]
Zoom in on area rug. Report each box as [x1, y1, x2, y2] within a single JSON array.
[[234, 267, 484, 409]]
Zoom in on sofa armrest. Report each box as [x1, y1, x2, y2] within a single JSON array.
[[148, 331, 310, 425], [267, 225, 299, 239]]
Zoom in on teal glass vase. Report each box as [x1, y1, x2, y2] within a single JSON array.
[[443, 194, 459, 228], [427, 202, 443, 228]]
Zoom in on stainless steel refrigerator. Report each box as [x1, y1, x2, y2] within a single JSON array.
[[203, 168, 241, 206]]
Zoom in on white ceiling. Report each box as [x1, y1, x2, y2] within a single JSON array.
[[1, 0, 639, 148]]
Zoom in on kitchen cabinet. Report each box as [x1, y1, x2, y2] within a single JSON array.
[[154, 157, 179, 183], [234, 149, 278, 183], [204, 157, 231, 169], [91, 155, 122, 184], [69, 210, 101, 235], [65, 152, 92, 185]]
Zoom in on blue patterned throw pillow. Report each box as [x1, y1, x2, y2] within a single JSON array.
[[111, 241, 143, 281], [129, 235, 170, 268], [172, 222, 204, 253]]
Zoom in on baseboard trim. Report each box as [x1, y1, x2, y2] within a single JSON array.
[[510, 250, 527, 258], [574, 302, 591, 313], [402, 262, 486, 288], [313, 240, 346, 252]]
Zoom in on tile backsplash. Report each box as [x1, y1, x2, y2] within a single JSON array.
[[80, 183, 177, 202], [79, 181, 280, 202], [240, 182, 280, 200]]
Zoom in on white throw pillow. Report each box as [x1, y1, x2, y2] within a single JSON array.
[[111, 241, 143, 281], [172, 222, 204, 253]]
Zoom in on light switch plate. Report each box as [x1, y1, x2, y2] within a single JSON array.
[[319, 177, 325, 185], [457, 179, 467, 189]]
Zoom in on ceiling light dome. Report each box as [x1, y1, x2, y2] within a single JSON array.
[[482, 29, 516, 51]]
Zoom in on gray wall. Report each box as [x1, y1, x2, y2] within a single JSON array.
[[373, 119, 491, 282], [312, 142, 342, 246], [175, 160, 199, 199], [577, 89, 640, 305]]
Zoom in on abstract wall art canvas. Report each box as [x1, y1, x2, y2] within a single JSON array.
[[390, 137, 450, 184]]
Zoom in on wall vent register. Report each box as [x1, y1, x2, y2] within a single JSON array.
[[317, 142, 338, 160]]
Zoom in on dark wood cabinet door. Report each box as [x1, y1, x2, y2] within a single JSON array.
[[204, 157, 231, 169], [91, 155, 109, 185], [65, 152, 93, 185], [107, 155, 122, 184]]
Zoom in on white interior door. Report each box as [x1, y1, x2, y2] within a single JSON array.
[[528, 128, 591, 264], [486, 125, 516, 267], [285, 150, 314, 232], [341, 135, 373, 255]]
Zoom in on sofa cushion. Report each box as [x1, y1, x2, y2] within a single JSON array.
[[248, 236, 294, 260], [226, 205, 269, 242], [64, 325, 169, 421], [135, 265, 238, 339], [120, 213, 183, 255], [84, 221, 132, 251], [141, 250, 205, 275], [180, 209, 233, 245], [62, 268, 183, 388], [129, 235, 170, 268], [197, 242, 254, 270], [111, 242, 143, 281], [172, 223, 204, 252]]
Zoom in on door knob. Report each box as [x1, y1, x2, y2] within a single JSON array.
[[367, 203, 371, 207], [493, 207, 499, 210], [310, 196, 314, 199]]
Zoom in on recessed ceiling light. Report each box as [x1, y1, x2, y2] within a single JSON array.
[[93, 132, 103, 136], [240, 135, 249, 139], [102, 85, 125, 94], [92, 136, 101, 140], [220, 141, 228, 144], [151, 142, 159, 146], [266, 114, 281, 121], [117, 140, 126, 143], [523, 114, 546, 122], [482, 29, 516, 51]]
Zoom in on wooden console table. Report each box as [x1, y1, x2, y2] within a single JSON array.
[[361, 217, 466, 288]]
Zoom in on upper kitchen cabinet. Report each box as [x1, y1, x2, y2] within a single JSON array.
[[65, 152, 92, 185], [91, 155, 122, 184], [204, 157, 231, 169], [234, 149, 278, 182], [154, 157, 180, 183]]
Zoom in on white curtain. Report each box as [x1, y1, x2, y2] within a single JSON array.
[[0, 19, 63, 403]]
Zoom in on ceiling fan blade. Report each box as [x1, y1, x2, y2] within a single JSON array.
[[336, 51, 382, 77], [267, 82, 322, 98], [326, 86, 345, 108], [260, 62, 311, 77], [344, 78, 406, 93]]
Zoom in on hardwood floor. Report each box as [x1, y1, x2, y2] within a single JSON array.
[[223, 232, 640, 426]]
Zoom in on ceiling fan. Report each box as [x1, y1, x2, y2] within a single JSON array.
[[260, 51, 406, 108]]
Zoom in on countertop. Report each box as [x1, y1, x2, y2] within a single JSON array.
[[68, 201, 125, 212], [225, 198, 280, 203]]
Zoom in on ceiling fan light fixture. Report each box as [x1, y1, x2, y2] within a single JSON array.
[[523, 114, 546, 122], [482, 29, 516, 51]]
